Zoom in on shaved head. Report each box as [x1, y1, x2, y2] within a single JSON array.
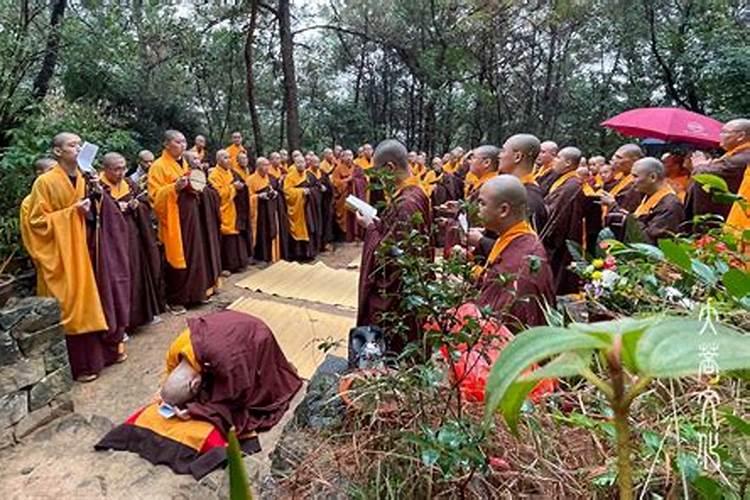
[[633, 157, 665, 178], [470, 145, 500, 176], [501, 134, 540, 174], [611, 143, 644, 174], [102, 151, 125, 168], [721, 118, 750, 150], [138, 150, 154, 163], [633, 157, 666, 194], [163, 129, 184, 144], [373, 139, 409, 171], [616, 144, 644, 160], [537, 141, 558, 167], [478, 175, 528, 232], [52, 132, 78, 149], [34, 157, 55, 176], [160, 359, 201, 407], [559, 146, 582, 165]]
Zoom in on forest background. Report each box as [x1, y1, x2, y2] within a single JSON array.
[[1, 0, 749, 259]]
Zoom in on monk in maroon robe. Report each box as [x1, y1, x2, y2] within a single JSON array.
[[282, 155, 320, 261], [473, 176, 555, 330], [540, 147, 602, 295], [157, 310, 302, 435], [248, 157, 282, 262], [534, 141, 559, 195], [307, 154, 334, 252], [357, 140, 432, 354], [685, 119, 750, 228], [100, 153, 163, 331], [602, 144, 645, 214]]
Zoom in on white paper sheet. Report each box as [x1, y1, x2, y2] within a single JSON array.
[[77, 142, 99, 173], [458, 213, 469, 233], [345, 194, 378, 219]]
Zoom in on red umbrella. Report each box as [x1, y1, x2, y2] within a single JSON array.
[[601, 107, 723, 148]]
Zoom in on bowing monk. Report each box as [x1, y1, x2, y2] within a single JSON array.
[[534, 141, 559, 194], [282, 155, 319, 260], [540, 146, 601, 295], [357, 140, 432, 354], [208, 150, 249, 273], [157, 310, 302, 433], [600, 144, 644, 213], [100, 153, 163, 330], [606, 157, 685, 244], [686, 119, 750, 227], [248, 157, 282, 262], [307, 154, 335, 251], [474, 176, 555, 330], [226, 131, 246, 171], [190, 135, 209, 169], [148, 130, 210, 313], [24, 133, 117, 381]]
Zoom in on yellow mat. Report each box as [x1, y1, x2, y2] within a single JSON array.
[[235, 260, 359, 309], [228, 296, 353, 379]]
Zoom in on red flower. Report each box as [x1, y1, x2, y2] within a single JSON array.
[[715, 242, 727, 253], [603, 255, 617, 270], [489, 457, 511, 471], [695, 235, 715, 249], [599, 241, 610, 250]]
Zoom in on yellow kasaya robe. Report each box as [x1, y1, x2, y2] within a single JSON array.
[[268, 164, 283, 180], [666, 175, 690, 202], [226, 144, 246, 170], [23, 164, 107, 334], [208, 167, 239, 235], [411, 163, 427, 180], [464, 171, 497, 199], [148, 150, 189, 269], [282, 168, 310, 241], [354, 156, 372, 170], [20, 195, 48, 296], [443, 160, 459, 175], [422, 170, 441, 197], [247, 172, 281, 262], [99, 175, 131, 200], [725, 152, 750, 234], [320, 159, 337, 175], [533, 163, 553, 181]]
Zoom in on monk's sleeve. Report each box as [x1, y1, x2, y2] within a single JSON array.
[[283, 176, 308, 240]]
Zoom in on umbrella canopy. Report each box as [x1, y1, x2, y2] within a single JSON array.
[[601, 107, 723, 149]]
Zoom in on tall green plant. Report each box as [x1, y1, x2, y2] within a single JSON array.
[[227, 428, 253, 500], [484, 316, 750, 500]]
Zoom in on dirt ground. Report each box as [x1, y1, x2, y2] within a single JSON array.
[[0, 243, 362, 500]]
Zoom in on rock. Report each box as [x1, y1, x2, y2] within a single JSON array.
[[43, 340, 69, 373], [20, 466, 34, 475], [0, 356, 45, 394], [15, 323, 64, 357], [0, 329, 22, 365], [13, 405, 53, 439], [50, 393, 74, 417], [0, 298, 37, 330], [0, 426, 15, 450], [0, 391, 28, 428], [88, 414, 114, 433], [292, 355, 348, 430], [28, 367, 72, 411], [8, 298, 59, 339]]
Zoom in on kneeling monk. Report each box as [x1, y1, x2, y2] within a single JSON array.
[[95, 310, 303, 478]]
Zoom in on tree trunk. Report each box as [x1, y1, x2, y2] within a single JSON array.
[[244, 0, 264, 154], [278, 0, 301, 151], [31, 0, 66, 101]]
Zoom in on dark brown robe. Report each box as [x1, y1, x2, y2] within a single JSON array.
[[199, 185, 224, 284], [615, 183, 643, 213], [69, 188, 131, 379], [685, 148, 750, 227], [272, 176, 292, 260], [477, 233, 555, 331], [164, 191, 210, 306], [357, 184, 432, 354], [540, 173, 602, 295], [186, 311, 303, 435], [636, 193, 685, 244], [313, 170, 335, 250], [526, 183, 549, 233], [537, 169, 560, 195], [252, 185, 280, 262], [107, 180, 163, 330]]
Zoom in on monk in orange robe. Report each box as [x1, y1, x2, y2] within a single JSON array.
[[24, 133, 116, 381], [100, 153, 163, 331], [307, 154, 335, 251], [148, 130, 210, 312], [268, 152, 285, 180], [248, 157, 282, 262], [225, 131, 246, 171], [282, 155, 319, 260], [208, 150, 249, 273], [190, 134, 209, 169], [320, 148, 337, 175]]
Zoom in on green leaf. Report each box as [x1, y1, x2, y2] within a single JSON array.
[[484, 327, 609, 429], [570, 317, 656, 372], [227, 428, 253, 500], [694, 174, 729, 193], [659, 239, 692, 271], [636, 319, 750, 378], [499, 351, 593, 433], [421, 448, 439, 467], [629, 243, 665, 261], [691, 476, 725, 500], [722, 268, 750, 298], [723, 413, 750, 436], [691, 259, 718, 285], [676, 451, 701, 482]]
